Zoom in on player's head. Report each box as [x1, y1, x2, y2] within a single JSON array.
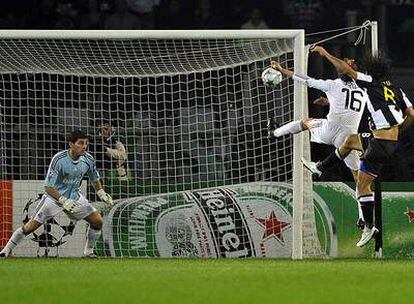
[[68, 129, 89, 157], [361, 52, 392, 82], [339, 57, 357, 83], [95, 114, 116, 139], [344, 58, 357, 70], [98, 120, 113, 139]]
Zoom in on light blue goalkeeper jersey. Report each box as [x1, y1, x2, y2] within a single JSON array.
[[44, 150, 100, 201]]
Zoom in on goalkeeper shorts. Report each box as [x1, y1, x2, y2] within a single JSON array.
[[32, 194, 97, 224]]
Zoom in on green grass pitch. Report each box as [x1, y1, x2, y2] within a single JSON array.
[[1, 258, 413, 304]]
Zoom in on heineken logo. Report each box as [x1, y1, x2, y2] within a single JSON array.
[[103, 182, 332, 258], [127, 197, 170, 251], [189, 188, 254, 258], [164, 217, 199, 257], [256, 211, 291, 244]]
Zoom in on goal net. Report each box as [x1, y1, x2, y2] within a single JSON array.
[[0, 30, 321, 258]]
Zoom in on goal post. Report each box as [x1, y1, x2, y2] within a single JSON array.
[[292, 32, 307, 259], [369, 21, 383, 258], [0, 29, 319, 258]]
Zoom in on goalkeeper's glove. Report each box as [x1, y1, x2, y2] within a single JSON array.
[[97, 189, 113, 208], [59, 196, 82, 214]]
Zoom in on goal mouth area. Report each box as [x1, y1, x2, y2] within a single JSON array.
[[0, 29, 317, 258]]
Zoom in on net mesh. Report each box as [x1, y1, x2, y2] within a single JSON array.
[[0, 33, 321, 257], [0, 38, 293, 76]]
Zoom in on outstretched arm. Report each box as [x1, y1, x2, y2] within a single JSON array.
[[271, 60, 293, 78], [312, 46, 358, 79], [270, 60, 332, 92]]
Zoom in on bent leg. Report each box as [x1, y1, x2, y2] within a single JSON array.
[[356, 170, 375, 229], [23, 219, 43, 234], [84, 211, 103, 230], [273, 120, 304, 137], [83, 211, 104, 256], [271, 118, 315, 138], [355, 169, 379, 247], [316, 133, 361, 173], [335, 134, 363, 220], [338, 134, 362, 159], [1, 194, 60, 257], [0, 219, 42, 256], [342, 150, 361, 182]]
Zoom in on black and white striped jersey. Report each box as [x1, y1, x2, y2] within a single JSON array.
[[355, 72, 405, 130], [397, 87, 413, 114]]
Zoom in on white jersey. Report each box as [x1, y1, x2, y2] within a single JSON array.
[[293, 74, 369, 132]]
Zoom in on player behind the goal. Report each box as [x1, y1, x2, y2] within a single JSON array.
[[268, 55, 369, 182], [0, 130, 113, 258]]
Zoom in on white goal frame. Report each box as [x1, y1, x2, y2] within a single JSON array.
[[0, 29, 308, 259]]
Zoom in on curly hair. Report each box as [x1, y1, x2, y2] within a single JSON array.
[[360, 51, 392, 82]]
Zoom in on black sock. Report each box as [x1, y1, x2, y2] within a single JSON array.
[[317, 149, 343, 171], [358, 194, 374, 229]]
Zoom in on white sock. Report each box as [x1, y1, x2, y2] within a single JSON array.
[[84, 227, 101, 255], [1, 227, 26, 256], [357, 201, 364, 220], [273, 120, 303, 137]]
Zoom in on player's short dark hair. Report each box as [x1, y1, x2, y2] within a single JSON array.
[[361, 51, 392, 82], [94, 112, 117, 127], [68, 129, 89, 143], [340, 74, 353, 83], [95, 118, 111, 126]]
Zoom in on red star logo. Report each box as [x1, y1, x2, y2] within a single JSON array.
[[256, 211, 291, 243], [405, 208, 414, 223]]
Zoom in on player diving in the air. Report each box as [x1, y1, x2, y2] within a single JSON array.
[[303, 46, 412, 247], [0, 130, 113, 258], [268, 57, 369, 182], [305, 94, 414, 180]]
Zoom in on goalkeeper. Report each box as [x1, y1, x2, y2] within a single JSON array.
[[0, 130, 113, 258]]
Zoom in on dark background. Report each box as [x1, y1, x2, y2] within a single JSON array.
[[1, 0, 414, 183]]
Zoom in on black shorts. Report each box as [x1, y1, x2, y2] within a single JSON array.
[[358, 132, 373, 152], [359, 138, 398, 177]]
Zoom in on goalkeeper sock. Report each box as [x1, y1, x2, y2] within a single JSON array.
[[358, 193, 374, 229], [84, 226, 101, 255], [273, 120, 303, 137], [317, 149, 343, 172], [1, 227, 26, 256]]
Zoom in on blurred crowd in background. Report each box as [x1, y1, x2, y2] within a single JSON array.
[[1, 0, 414, 183], [0, 0, 413, 66]]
